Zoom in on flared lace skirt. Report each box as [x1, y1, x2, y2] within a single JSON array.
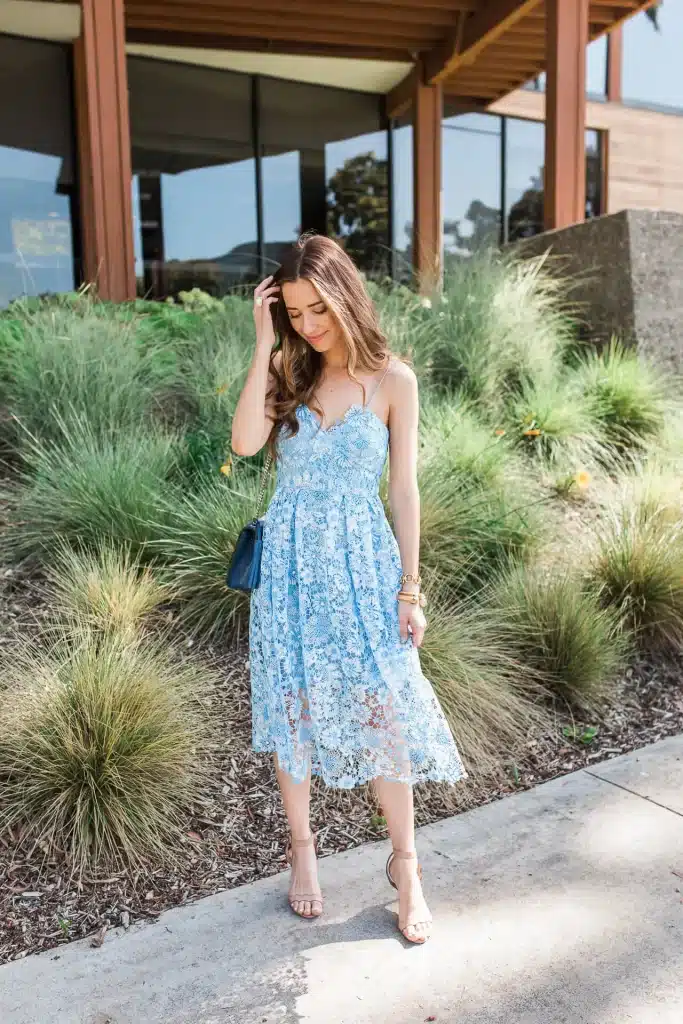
[[249, 485, 468, 788]]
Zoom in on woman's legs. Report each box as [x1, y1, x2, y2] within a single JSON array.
[[275, 755, 322, 917], [373, 776, 432, 942]]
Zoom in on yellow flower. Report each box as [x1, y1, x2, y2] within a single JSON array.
[[220, 458, 232, 477], [494, 428, 506, 437], [574, 470, 591, 490], [216, 383, 228, 395], [523, 428, 542, 437]]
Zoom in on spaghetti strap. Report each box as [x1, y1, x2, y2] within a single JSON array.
[[365, 359, 392, 409]]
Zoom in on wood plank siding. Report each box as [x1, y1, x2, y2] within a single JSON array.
[[492, 89, 683, 217]]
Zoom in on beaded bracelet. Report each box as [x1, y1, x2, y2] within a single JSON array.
[[397, 590, 427, 608]]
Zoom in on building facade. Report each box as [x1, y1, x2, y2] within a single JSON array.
[[0, 0, 678, 306]]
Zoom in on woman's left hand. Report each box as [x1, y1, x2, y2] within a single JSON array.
[[399, 601, 427, 648]]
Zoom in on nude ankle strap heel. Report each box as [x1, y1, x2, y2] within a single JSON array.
[[385, 849, 423, 890], [286, 833, 323, 920]]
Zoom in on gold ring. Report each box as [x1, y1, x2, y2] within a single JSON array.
[[255, 296, 263, 308]]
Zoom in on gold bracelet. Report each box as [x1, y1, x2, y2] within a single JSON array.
[[400, 572, 422, 586], [397, 590, 427, 607]]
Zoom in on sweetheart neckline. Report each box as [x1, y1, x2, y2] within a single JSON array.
[[299, 403, 389, 436]]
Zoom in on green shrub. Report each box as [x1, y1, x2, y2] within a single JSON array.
[[419, 395, 511, 490], [574, 339, 669, 454], [588, 508, 683, 651], [491, 566, 627, 707], [44, 543, 174, 641], [7, 413, 179, 563], [505, 374, 601, 466], [0, 301, 176, 451], [419, 584, 551, 775], [0, 628, 211, 870], [417, 429, 541, 592], [148, 469, 266, 636], [422, 251, 573, 408]]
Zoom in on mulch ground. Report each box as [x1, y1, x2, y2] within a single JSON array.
[[2, 564, 682, 965]]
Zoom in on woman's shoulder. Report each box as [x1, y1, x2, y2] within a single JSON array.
[[383, 355, 418, 399]]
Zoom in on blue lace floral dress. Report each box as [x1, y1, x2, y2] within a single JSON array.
[[249, 372, 467, 789]]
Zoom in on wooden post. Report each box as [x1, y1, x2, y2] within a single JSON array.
[[606, 26, 623, 102], [74, 0, 136, 301], [544, 0, 588, 231], [413, 63, 442, 293]]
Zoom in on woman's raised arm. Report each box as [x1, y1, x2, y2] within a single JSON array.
[[231, 277, 281, 456]]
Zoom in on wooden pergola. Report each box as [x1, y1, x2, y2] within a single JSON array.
[[73, 0, 656, 299]]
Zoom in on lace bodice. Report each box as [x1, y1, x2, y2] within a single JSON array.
[[274, 403, 389, 498]]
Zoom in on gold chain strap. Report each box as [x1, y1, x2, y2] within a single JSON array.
[[255, 451, 273, 519]]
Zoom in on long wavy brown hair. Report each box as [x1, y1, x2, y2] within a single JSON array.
[[266, 233, 391, 445]]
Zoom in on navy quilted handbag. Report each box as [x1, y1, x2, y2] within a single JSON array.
[[226, 451, 273, 593]]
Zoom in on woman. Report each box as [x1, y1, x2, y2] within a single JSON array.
[[231, 234, 466, 945]]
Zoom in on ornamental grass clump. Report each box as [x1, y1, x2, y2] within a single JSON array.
[[418, 584, 552, 776], [491, 566, 628, 708], [147, 469, 266, 637], [424, 251, 573, 410], [574, 339, 670, 455], [0, 301, 175, 453], [587, 508, 683, 652], [6, 413, 179, 563], [0, 628, 211, 871], [416, 422, 541, 593], [505, 374, 602, 466], [44, 543, 174, 642]]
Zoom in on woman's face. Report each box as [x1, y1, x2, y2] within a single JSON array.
[[282, 278, 342, 355]]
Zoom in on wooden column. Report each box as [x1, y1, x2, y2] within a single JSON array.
[[544, 0, 588, 231], [606, 26, 623, 102], [413, 64, 442, 293], [74, 0, 136, 301]]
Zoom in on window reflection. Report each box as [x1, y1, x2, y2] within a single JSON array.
[[505, 118, 545, 242], [390, 116, 413, 280], [624, 5, 683, 111], [128, 58, 258, 298], [0, 35, 76, 307], [585, 129, 603, 220], [442, 111, 501, 262], [260, 77, 388, 276]]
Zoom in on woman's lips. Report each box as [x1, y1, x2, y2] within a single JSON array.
[[306, 333, 327, 344]]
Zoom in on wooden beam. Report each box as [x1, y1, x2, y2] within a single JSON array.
[[126, 16, 424, 50], [425, 0, 543, 84], [133, 0, 463, 28], [387, 67, 417, 120], [606, 25, 622, 100], [126, 27, 412, 61], [413, 61, 442, 293], [544, 0, 588, 230], [74, 0, 135, 301], [127, 6, 441, 42]]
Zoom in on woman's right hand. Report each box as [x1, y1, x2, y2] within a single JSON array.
[[253, 276, 280, 351]]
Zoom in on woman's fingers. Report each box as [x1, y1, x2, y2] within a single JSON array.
[[254, 275, 273, 297]]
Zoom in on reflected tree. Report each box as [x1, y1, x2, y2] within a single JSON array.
[[327, 151, 389, 272], [444, 199, 501, 255]]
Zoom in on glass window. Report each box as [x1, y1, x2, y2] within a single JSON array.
[[623, 5, 683, 111], [586, 35, 607, 98], [585, 129, 603, 220], [442, 111, 501, 261], [0, 35, 76, 307], [259, 77, 388, 276], [391, 115, 413, 280], [128, 57, 258, 298], [505, 118, 545, 243], [522, 34, 607, 98]]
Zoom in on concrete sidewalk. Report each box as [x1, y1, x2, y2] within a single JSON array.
[[2, 736, 683, 1024]]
